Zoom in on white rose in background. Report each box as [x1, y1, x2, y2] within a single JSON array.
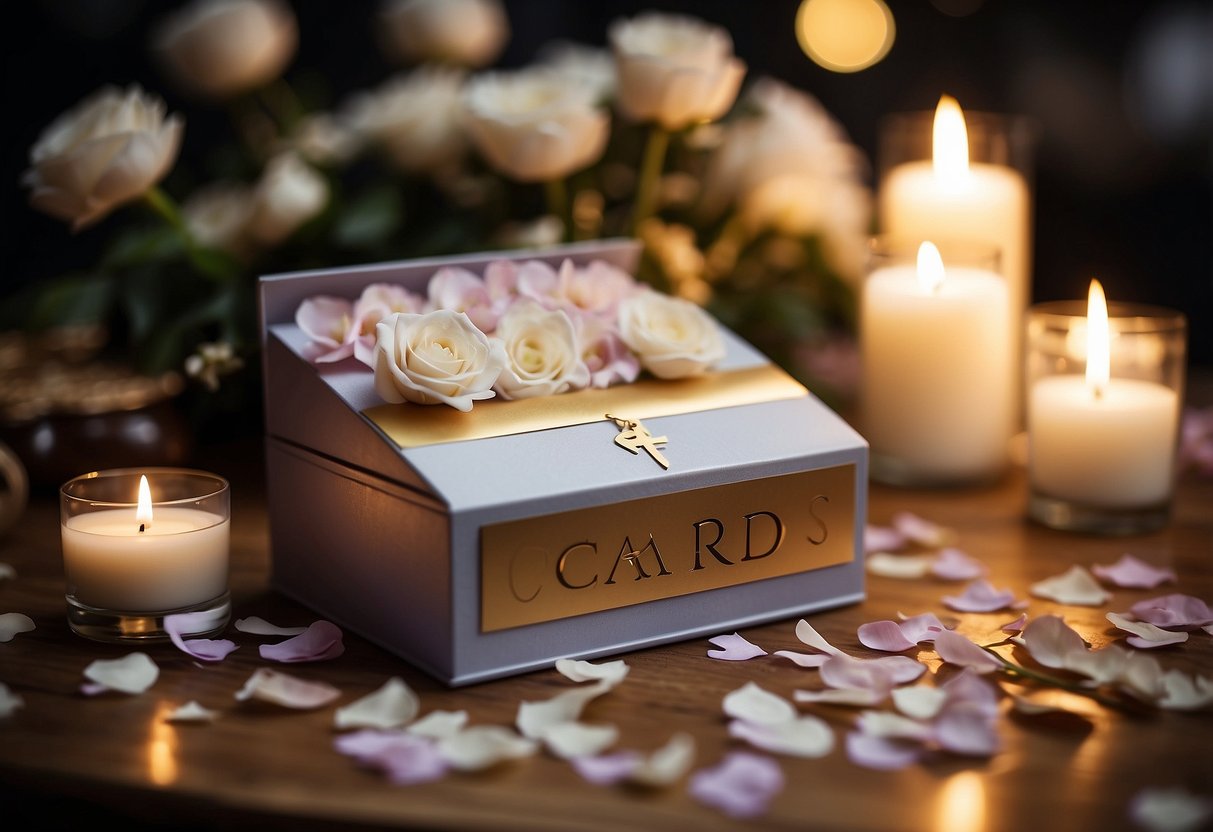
[[609, 12, 746, 131], [379, 0, 509, 68], [247, 152, 329, 246], [492, 300, 590, 400], [618, 290, 725, 379], [536, 41, 617, 103], [153, 0, 298, 100], [343, 68, 468, 177], [183, 182, 254, 257], [373, 310, 504, 411], [23, 85, 184, 231], [463, 68, 610, 184], [287, 113, 361, 168]]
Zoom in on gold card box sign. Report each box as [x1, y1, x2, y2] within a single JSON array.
[[481, 464, 857, 632]]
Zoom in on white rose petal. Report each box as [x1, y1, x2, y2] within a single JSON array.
[[891, 686, 948, 720], [555, 658, 630, 687], [1107, 612, 1190, 648], [0, 563, 16, 580], [1157, 670, 1213, 711], [854, 710, 933, 741], [722, 682, 798, 725], [728, 716, 835, 758], [1130, 787, 1213, 832], [516, 683, 610, 740], [0, 613, 35, 642], [0, 682, 25, 718], [83, 653, 159, 695], [792, 687, 885, 707], [1030, 565, 1112, 606], [866, 552, 933, 580], [166, 701, 220, 723], [618, 290, 725, 379], [234, 668, 340, 709], [630, 732, 696, 787], [334, 677, 420, 730], [540, 721, 620, 760], [407, 710, 469, 740], [437, 725, 538, 771], [234, 616, 308, 636]]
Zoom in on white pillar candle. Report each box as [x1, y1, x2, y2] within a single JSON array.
[[61, 474, 230, 611], [861, 241, 1013, 482], [1028, 281, 1179, 507], [878, 96, 1031, 397]]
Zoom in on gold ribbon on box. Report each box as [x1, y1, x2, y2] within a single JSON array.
[[363, 365, 808, 449]]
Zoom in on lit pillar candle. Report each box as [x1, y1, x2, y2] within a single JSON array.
[[878, 96, 1031, 399], [1028, 280, 1180, 508], [861, 241, 1013, 484], [61, 472, 230, 612]]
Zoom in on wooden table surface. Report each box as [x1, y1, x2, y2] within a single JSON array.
[[2, 418, 1211, 832]]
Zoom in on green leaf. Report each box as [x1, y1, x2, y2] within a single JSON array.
[[333, 186, 405, 249], [22, 273, 117, 330], [101, 226, 183, 270]]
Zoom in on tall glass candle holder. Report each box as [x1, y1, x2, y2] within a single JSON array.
[[860, 236, 1014, 486], [61, 467, 231, 642], [1026, 285, 1187, 534]]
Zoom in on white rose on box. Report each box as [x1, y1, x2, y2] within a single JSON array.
[[374, 310, 505, 412], [379, 0, 509, 68], [618, 290, 725, 379], [247, 152, 329, 246], [609, 12, 746, 131], [343, 68, 468, 176], [462, 68, 610, 183], [492, 300, 591, 400], [153, 0, 298, 99], [23, 85, 183, 231]]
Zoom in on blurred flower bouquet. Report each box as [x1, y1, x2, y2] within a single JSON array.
[[13, 0, 871, 426]]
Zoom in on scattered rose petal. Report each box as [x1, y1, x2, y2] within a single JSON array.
[[771, 650, 829, 668], [1106, 612, 1190, 649], [0, 613, 35, 642], [892, 511, 955, 547], [82, 652, 159, 695], [437, 726, 538, 771], [943, 579, 1026, 613], [1068, 643, 1132, 687], [932, 701, 1002, 756], [555, 658, 629, 687], [707, 633, 768, 661], [792, 687, 886, 707], [1129, 594, 1213, 629], [689, 752, 784, 819], [933, 630, 1005, 674], [845, 732, 922, 770], [165, 701, 219, 723], [0, 682, 25, 717], [892, 686, 948, 720], [334, 728, 410, 760], [855, 710, 933, 741], [819, 653, 897, 697], [899, 609, 959, 629], [1092, 554, 1176, 589], [541, 721, 619, 759], [898, 612, 950, 643], [1115, 650, 1166, 702], [334, 729, 448, 785], [407, 710, 468, 740], [723, 682, 797, 725], [1010, 693, 1075, 716], [571, 751, 643, 786], [335, 677, 420, 730], [866, 552, 933, 579], [940, 668, 1001, 715], [1205, 624, 1213, 636], [234, 616, 308, 636], [930, 548, 987, 581], [235, 668, 341, 709], [1157, 670, 1213, 711], [1130, 786, 1213, 832], [1000, 614, 1027, 634], [630, 732, 697, 787], [1030, 565, 1112, 606], [260, 620, 345, 663], [517, 683, 610, 739], [858, 620, 917, 652], [794, 619, 845, 656], [728, 716, 834, 758], [0, 563, 15, 580], [1018, 615, 1088, 669], [165, 612, 238, 662], [864, 524, 907, 554]]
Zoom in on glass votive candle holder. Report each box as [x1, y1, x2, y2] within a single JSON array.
[[860, 236, 1014, 487], [1026, 288, 1187, 534], [60, 467, 231, 642]]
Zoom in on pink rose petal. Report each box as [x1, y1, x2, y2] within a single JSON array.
[[943, 579, 1026, 613], [1129, 594, 1213, 629], [771, 650, 830, 668], [1000, 614, 1028, 634], [334, 729, 448, 785], [933, 630, 1004, 674], [728, 717, 835, 759], [821, 652, 925, 690], [845, 732, 923, 770], [235, 668, 341, 709], [1092, 554, 1177, 589], [940, 668, 1001, 715], [864, 524, 907, 554], [1030, 565, 1112, 606], [259, 620, 345, 663], [1107, 612, 1190, 649], [165, 612, 238, 663], [707, 633, 768, 661], [858, 620, 918, 653], [571, 750, 643, 785], [891, 511, 955, 547], [932, 702, 1001, 756], [930, 548, 987, 581], [688, 752, 784, 819], [1018, 615, 1089, 669], [898, 612, 950, 643]]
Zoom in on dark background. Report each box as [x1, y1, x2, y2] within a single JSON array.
[[3, 0, 1210, 365]]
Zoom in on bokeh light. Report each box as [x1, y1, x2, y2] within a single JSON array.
[[796, 0, 895, 73]]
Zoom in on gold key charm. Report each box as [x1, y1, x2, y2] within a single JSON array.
[[606, 414, 670, 470]]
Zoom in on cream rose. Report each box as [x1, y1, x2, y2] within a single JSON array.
[[153, 0, 298, 99], [247, 152, 329, 246], [492, 300, 590, 400], [23, 85, 183, 231], [374, 310, 504, 411], [609, 12, 746, 131], [182, 181, 255, 256], [379, 0, 509, 68], [343, 68, 468, 175], [618, 290, 725, 379], [462, 68, 610, 183]]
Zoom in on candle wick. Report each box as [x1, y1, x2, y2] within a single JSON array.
[[1093, 385, 1104, 402], [139, 523, 146, 533]]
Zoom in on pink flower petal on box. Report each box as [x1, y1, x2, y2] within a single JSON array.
[[1030, 565, 1111, 606], [932, 630, 1004, 674], [1092, 554, 1177, 589], [689, 752, 784, 819], [234, 616, 308, 636], [930, 548, 987, 581], [892, 511, 955, 547], [0, 613, 35, 642], [571, 750, 642, 785], [771, 650, 830, 668], [858, 620, 917, 653], [165, 612, 238, 663], [943, 579, 1025, 613], [1106, 612, 1190, 649], [864, 524, 907, 554], [1018, 614, 1088, 669], [707, 633, 768, 661], [235, 668, 341, 709], [999, 614, 1028, 634], [845, 731, 922, 770], [1130, 786, 1213, 832], [1129, 594, 1213, 629], [260, 620, 345, 663]]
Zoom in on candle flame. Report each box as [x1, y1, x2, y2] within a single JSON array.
[[917, 241, 946, 293], [932, 94, 970, 181], [1086, 279, 1110, 396], [136, 474, 153, 528]]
